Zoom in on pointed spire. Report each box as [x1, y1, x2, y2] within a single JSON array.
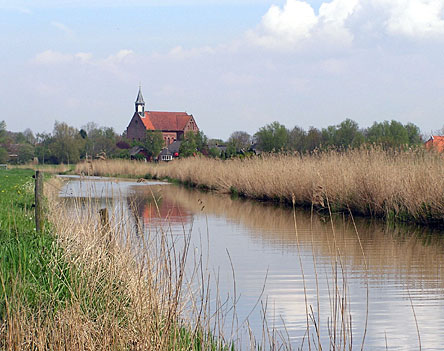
[[135, 84, 146, 116], [135, 84, 145, 104]]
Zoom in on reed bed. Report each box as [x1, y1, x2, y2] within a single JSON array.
[[77, 148, 444, 225]]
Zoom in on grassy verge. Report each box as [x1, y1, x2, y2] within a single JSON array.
[[12, 163, 75, 174], [76, 148, 444, 226], [0, 169, 229, 350], [0, 169, 71, 319]]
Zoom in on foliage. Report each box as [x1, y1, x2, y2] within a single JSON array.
[[227, 131, 252, 151], [0, 120, 6, 141], [17, 143, 35, 164], [208, 147, 221, 158], [254, 121, 288, 152], [304, 127, 323, 152], [0, 147, 7, 163], [50, 121, 84, 164], [321, 119, 364, 149], [179, 131, 198, 157], [179, 131, 209, 157], [365, 120, 420, 148], [144, 130, 164, 158], [82, 122, 119, 159], [288, 126, 307, 153]]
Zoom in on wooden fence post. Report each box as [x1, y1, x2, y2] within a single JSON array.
[[99, 208, 109, 231], [35, 171, 44, 233], [99, 208, 112, 246]]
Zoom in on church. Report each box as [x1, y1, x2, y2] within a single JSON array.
[[126, 86, 199, 145]]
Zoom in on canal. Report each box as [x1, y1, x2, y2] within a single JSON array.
[[60, 176, 444, 350]]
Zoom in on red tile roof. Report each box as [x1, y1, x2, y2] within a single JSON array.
[[143, 111, 192, 131], [140, 114, 155, 130], [425, 136, 444, 152]]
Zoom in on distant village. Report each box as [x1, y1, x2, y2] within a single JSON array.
[[0, 87, 443, 165]]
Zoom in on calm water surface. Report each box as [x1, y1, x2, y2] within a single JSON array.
[[60, 176, 444, 350]]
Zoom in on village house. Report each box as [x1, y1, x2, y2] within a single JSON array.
[[126, 86, 199, 146], [425, 136, 444, 152]]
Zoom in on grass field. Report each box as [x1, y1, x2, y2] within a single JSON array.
[[76, 148, 444, 226]]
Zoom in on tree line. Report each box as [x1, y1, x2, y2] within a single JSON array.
[[0, 118, 440, 165], [250, 119, 424, 154]]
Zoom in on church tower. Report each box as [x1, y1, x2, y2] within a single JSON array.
[[135, 85, 145, 117]]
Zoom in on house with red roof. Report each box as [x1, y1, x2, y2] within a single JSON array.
[[126, 86, 199, 146], [425, 136, 444, 152]]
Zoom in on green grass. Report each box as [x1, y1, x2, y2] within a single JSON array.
[[0, 169, 71, 318]]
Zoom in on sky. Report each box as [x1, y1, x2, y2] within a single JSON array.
[[1, 0, 444, 139]]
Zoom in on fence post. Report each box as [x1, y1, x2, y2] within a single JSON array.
[[99, 208, 112, 246], [99, 208, 109, 231], [35, 171, 44, 232]]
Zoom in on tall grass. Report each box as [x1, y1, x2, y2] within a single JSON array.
[[76, 147, 444, 225]]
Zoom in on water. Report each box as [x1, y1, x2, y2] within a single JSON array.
[[60, 176, 444, 350]]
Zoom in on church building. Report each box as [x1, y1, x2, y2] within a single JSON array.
[[126, 86, 199, 145]]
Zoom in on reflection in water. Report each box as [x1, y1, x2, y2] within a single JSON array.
[[126, 186, 193, 228], [60, 177, 444, 350]]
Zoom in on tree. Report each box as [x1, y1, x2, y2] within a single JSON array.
[[194, 131, 209, 155], [405, 123, 422, 145], [179, 131, 209, 157], [208, 138, 224, 147], [35, 132, 53, 164], [50, 121, 83, 163], [288, 126, 307, 153], [254, 121, 289, 152], [17, 144, 35, 164], [179, 131, 198, 157], [143, 130, 164, 158], [81, 123, 118, 158], [305, 127, 322, 152], [335, 119, 363, 148], [0, 120, 6, 144], [208, 147, 221, 158], [0, 147, 7, 164], [23, 128, 36, 145], [227, 131, 252, 152], [365, 120, 410, 148]]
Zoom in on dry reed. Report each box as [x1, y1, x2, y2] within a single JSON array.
[[76, 148, 444, 225]]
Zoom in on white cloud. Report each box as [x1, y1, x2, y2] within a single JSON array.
[[319, 0, 360, 25], [33, 50, 75, 65], [32, 49, 132, 67], [247, 0, 318, 49], [74, 52, 93, 63], [248, 0, 359, 50], [166, 45, 216, 59], [249, 0, 444, 50], [51, 21, 74, 36], [377, 0, 444, 37], [104, 49, 135, 64]]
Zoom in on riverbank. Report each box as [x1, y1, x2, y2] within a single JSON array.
[[76, 148, 444, 226], [0, 169, 229, 350]]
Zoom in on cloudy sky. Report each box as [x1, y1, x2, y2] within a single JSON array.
[[1, 0, 444, 139]]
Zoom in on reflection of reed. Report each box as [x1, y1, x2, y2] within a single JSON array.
[[157, 185, 444, 291]]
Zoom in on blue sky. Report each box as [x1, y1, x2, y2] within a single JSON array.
[[1, 0, 444, 139]]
